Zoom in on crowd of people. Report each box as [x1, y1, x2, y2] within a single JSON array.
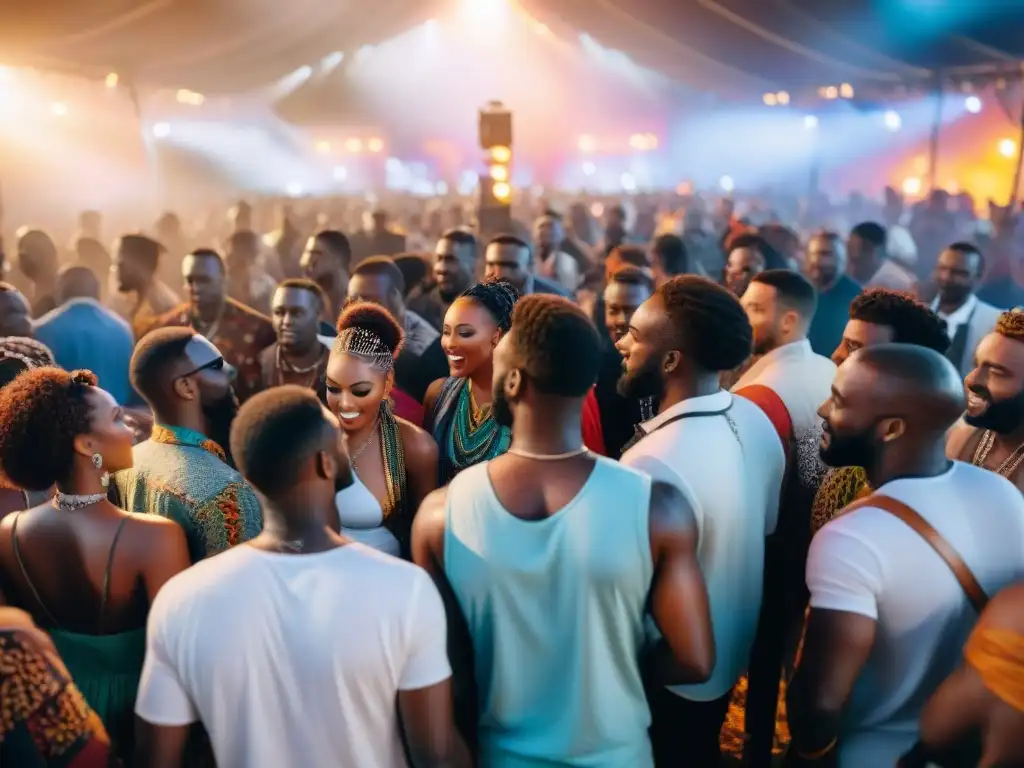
[[1, 186, 1024, 768]]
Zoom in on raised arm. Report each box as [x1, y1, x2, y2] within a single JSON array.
[[647, 478, 715, 686]]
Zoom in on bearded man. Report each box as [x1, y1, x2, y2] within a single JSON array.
[[947, 308, 1024, 491]]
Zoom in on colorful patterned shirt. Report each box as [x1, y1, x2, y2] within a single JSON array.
[[111, 424, 262, 563], [151, 298, 276, 402], [0, 626, 116, 767]]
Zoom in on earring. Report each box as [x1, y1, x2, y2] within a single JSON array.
[[92, 453, 110, 489]]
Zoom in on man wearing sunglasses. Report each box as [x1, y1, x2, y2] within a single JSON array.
[[112, 327, 263, 563]]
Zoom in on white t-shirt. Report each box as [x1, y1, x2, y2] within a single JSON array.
[[807, 461, 1024, 768], [135, 542, 451, 768], [621, 390, 785, 701]]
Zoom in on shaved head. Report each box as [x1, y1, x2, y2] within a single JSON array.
[[819, 343, 964, 474]]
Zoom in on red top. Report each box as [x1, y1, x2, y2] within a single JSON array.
[[735, 384, 793, 469], [581, 386, 609, 457], [392, 387, 424, 427]]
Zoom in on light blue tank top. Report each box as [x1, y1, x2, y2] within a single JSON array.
[[444, 458, 655, 768]]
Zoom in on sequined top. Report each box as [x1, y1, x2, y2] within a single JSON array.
[[111, 425, 263, 563], [0, 626, 116, 767], [810, 466, 872, 535], [149, 298, 276, 402], [428, 377, 511, 486]]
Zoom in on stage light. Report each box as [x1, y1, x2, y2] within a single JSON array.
[[902, 177, 922, 196], [344, 138, 363, 153], [492, 181, 511, 202], [490, 145, 512, 163], [578, 134, 597, 154], [50, 102, 67, 117], [999, 138, 1017, 158], [315, 140, 331, 154], [285, 182, 304, 197], [965, 95, 982, 114], [776, 91, 790, 106], [840, 83, 854, 99], [582, 162, 596, 176], [368, 137, 384, 153], [803, 115, 819, 130], [176, 89, 204, 106], [490, 165, 509, 182], [824, 86, 838, 100], [884, 110, 902, 131], [763, 93, 778, 106], [152, 122, 171, 138], [333, 166, 348, 181], [105, 72, 119, 89], [719, 175, 735, 193]]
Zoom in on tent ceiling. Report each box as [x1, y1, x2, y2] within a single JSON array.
[[0, 0, 1021, 97]]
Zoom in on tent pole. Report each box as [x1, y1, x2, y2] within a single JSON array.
[[1009, 65, 1024, 209], [927, 73, 944, 193]]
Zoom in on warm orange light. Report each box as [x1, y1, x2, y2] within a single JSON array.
[[840, 83, 854, 99], [999, 138, 1017, 158], [763, 93, 778, 106], [492, 181, 511, 201], [577, 135, 597, 154], [105, 72, 119, 88], [50, 102, 67, 117], [315, 140, 331, 154], [824, 86, 838, 100], [367, 137, 384, 153], [628, 133, 658, 151], [776, 91, 790, 106], [490, 165, 509, 182], [490, 145, 512, 163], [902, 177, 922, 196], [344, 138, 363, 153]]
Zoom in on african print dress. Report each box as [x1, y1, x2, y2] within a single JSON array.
[[0, 627, 116, 767], [428, 377, 511, 486]]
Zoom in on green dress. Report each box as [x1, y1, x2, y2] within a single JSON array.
[[11, 514, 145, 760]]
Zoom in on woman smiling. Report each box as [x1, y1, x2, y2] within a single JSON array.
[[424, 279, 520, 485], [326, 302, 438, 558]]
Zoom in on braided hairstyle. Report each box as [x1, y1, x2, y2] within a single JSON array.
[[658, 275, 753, 372], [0, 337, 56, 389], [458, 278, 520, 333], [336, 301, 404, 358]]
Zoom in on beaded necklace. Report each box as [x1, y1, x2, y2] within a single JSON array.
[[448, 378, 511, 473]]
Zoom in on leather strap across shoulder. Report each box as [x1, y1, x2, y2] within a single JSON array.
[[842, 493, 989, 613]]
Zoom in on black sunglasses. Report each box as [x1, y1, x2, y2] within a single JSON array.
[[179, 357, 225, 379]]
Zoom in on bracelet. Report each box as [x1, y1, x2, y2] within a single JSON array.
[[794, 737, 838, 761]]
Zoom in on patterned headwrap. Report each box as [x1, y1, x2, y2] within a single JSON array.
[[0, 337, 55, 371], [332, 328, 394, 373]]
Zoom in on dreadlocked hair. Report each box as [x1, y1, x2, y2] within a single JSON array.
[[996, 308, 1024, 342], [659, 275, 753, 372], [849, 289, 950, 354], [459, 278, 520, 333]]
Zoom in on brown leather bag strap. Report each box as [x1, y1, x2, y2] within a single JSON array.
[[842, 493, 989, 613]]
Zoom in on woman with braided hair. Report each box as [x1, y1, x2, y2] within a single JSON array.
[[326, 302, 439, 558], [424, 278, 520, 485]]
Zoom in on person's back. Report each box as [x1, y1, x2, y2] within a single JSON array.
[[444, 456, 654, 766], [625, 393, 783, 700], [138, 541, 446, 767], [809, 460, 1024, 765], [35, 298, 134, 404]]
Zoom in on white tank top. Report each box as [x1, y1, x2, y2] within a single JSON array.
[[335, 473, 400, 557]]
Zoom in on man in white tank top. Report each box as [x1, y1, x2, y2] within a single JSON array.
[[413, 294, 716, 768], [788, 344, 1024, 768], [617, 275, 786, 767]]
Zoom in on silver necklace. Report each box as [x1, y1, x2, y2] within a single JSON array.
[[506, 446, 590, 461], [348, 418, 380, 467], [53, 491, 107, 512]]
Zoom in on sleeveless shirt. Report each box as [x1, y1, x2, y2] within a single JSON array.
[[444, 458, 655, 767]]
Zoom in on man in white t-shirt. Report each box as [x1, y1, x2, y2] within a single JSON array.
[[616, 276, 785, 767], [134, 385, 467, 768], [787, 344, 1024, 768]]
